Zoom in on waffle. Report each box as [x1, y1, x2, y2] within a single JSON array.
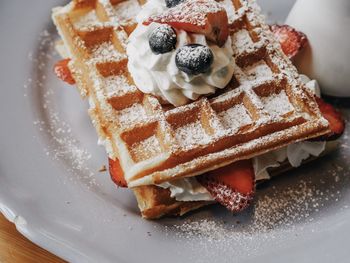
[[135, 140, 339, 219], [52, 0, 329, 189], [133, 185, 213, 219]]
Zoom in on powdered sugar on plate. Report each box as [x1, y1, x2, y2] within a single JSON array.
[[26, 11, 350, 263], [160, 172, 349, 262], [159, 110, 350, 260], [28, 29, 98, 188]]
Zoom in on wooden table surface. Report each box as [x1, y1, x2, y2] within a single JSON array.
[[0, 213, 66, 263]]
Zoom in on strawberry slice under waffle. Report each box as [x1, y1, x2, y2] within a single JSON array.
[[314, 97, 345, 141], [271, 24, 308, 59], [198, 160, 255, 212], [54, 59, 76, 85], [109, 158, 128, 188], [143, 0, 229, 47]]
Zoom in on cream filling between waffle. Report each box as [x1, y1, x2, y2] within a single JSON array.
[[126, 0, 235, 106], [157, 76, 327, 202]]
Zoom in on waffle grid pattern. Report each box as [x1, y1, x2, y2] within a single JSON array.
[[53, 0, 329, 187]]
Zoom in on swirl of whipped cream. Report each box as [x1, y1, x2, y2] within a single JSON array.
[[126, 0, 234, 106]]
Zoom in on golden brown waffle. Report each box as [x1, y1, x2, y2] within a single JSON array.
[[133, 185, 213, 219], [134, 140, 339, 219], [52, 0, 329, 190]]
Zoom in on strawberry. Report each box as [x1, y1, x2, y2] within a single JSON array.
[[314, 96, 345, 141], [271, 24, 308, 59], [143, 0, 229, 47], [54, 59, 76, 85], [109, 158, 128, 188], [198, 160, 255, 212]]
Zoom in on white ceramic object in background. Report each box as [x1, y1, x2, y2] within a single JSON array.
[[286, 0, 350, 97]]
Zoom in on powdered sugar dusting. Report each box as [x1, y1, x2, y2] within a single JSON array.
[[72, 10, 101, 29], [231, 30, 254, 53], [90, 42, 126, 63], [53, 0, 330, 187], [161, 166, 350, 261], [33, 111, 93, 174], [147, 0, 224, 26], [199, 176, 252, 212], [26, 4, 350, 259], [30, 29, 98, 187], [218, 105, 252, 130], [175, 45, 213, 72], [131, 135, 162, 162], [104, 75, 137, 97], [261, 90, 294, 117], [219, 0, 237, 24], [175, 121, 211, 148], [244, 60, 273, 81], [118, 103, 147, 125], [112, 0, 141, 24]]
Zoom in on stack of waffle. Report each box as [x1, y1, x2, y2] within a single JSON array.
[[52, 0, 330, 218]]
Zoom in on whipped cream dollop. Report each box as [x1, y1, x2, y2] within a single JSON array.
[[253, 75, 324, 180], [127, 0, 234, 106], [158, 75, 326, 201], [158, 177, 214, 201]]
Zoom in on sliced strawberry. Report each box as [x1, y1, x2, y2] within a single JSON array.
[[271, 24, 308, 59], [314, 96, 345, 141], [54, 59, 76, 85], [197, 160, 255, 212], [143, 0, 229, 47], [109, 158, 128, 188]]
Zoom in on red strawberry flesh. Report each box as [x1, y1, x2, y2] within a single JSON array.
[[270, 25, 345, 140], [198, 160, 255, 212], [109, 158, 128, 188], [143, 0, 229, 47], [271, 24, 308, 59], [54, 58, 76, 85], [314, 96, 345, 141]]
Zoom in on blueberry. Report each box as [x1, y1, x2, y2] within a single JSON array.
[[149, 25, 177, 55], [165, 0, 184, 8], [175, 44, 214, 75]]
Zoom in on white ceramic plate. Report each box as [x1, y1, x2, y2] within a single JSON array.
[[1, 1, 350, 262]]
